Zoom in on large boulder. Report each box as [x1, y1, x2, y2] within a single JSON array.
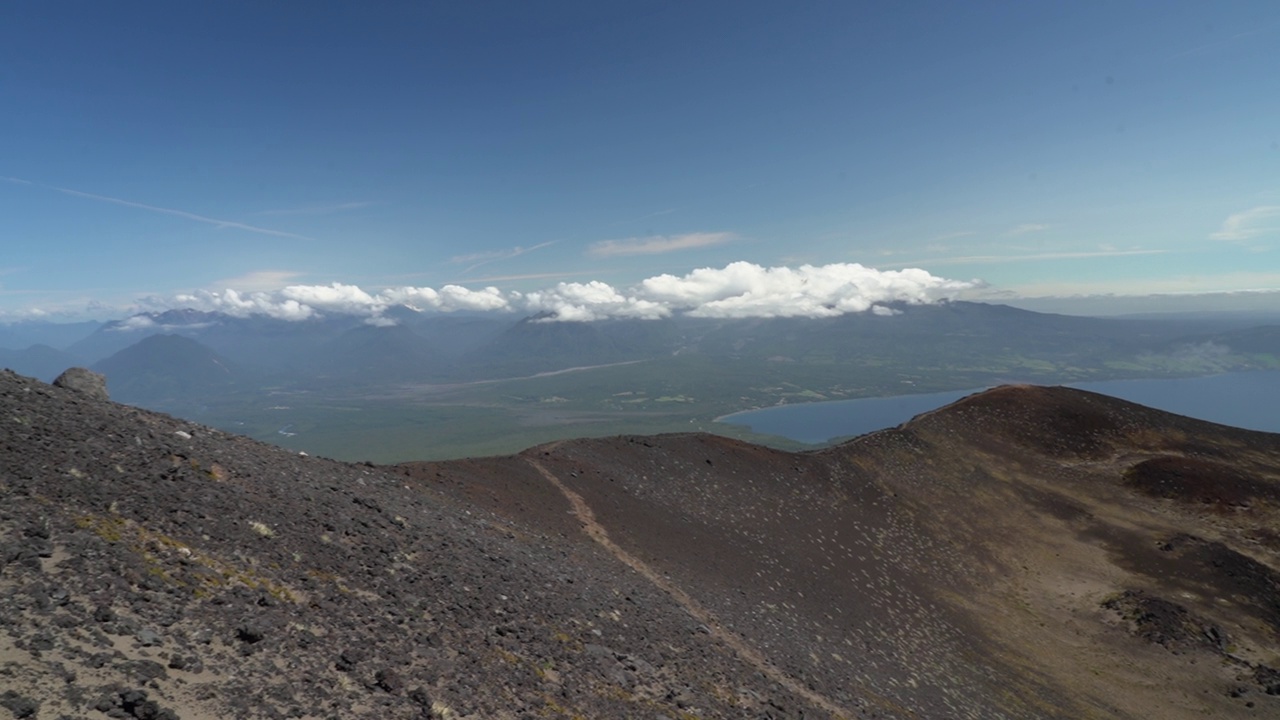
[[52, 367, 110, 401]]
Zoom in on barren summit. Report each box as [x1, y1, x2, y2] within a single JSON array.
[[3, 370, 1280, 718]]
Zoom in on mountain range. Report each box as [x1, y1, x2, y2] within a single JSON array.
[[5, 302, 1280, 461], [7, 302, 1278, 384], [3, 368, 1279, 718]]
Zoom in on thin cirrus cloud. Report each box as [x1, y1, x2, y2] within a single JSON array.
[[1, 176, 315, 241], [1210, 205, 1280, 242], [1167, 24, 1280, 61], [135, 261, 978, 324], [1005, 223, 1051, 236], [588, 231, 735, 257], [254, 201, 377, 216], [451, 240, 559, 273], [929, 231, 977, 242], [1002, 270, 1280, 298], [893, 249, 1167, 267], [211, 270, 306, 292]]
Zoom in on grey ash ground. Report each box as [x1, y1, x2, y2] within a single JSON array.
[[4, 368, 1280, 718]]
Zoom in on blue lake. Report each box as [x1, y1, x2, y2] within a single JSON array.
[[718, 371, 1280, 445]]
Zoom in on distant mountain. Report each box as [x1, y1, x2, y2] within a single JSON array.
[[399, 312, 510, 360], [0, 319, 100, 351], [1200, 325, 1280, 355], [460, 314, 680, 377], [70, 310, 352, 370], [6, 367, 1279, 717], [305, 323, 442, 383], [92, 334, 245, 405], [0, 343, 80, 382], [66, 300, 1280, 409], [192, 314, 373, 373], [67, 310, 228, 363], [680, 301, 1189, 360]]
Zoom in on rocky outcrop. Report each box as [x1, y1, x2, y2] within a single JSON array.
[[51, 366, 109, 401]]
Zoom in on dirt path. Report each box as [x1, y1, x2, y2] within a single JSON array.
[[526, 457, 870, 720]]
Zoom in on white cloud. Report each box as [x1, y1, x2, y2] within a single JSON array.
[[126, 261, 977, 323], [162, 289, 316, 321], [1211, 206, 1280, 241], [638, 261, 975, 318], [150, 283, 511, 322], [281, 283, 382, 315], [520, 281, 670, 322], [111, 315, 156, 332], [588, 232, 734, 257], [381, 285, 510, 313]]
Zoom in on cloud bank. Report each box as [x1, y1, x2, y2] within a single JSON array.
[[139, 262, 978, 324]]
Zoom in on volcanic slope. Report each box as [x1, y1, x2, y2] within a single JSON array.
[[2, 369, 1279, 719], [401, 384, 1280, 719], [0, 369, 828, 719]]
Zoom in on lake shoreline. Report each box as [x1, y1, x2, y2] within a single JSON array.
[[716, 371, 1280, 445]]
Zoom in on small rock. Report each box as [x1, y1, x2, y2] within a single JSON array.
[[29, 634, 55, 652], [235, 623, 265, 644], [136, 628, 163, 647], [375, 668, 403, 694], [115, 688, 177, 720], [408, 687, 433, 707], [23, 521, 51, 540], [0, 690, 39, 718], [584, 643, 614, 659], [336, 647, 368, 672], [120, 659, 167, 682]]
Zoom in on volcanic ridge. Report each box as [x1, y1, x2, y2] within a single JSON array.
[[3, 368, 1280, 718]]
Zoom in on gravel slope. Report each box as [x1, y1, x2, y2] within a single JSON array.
[[5, 369, 1280, 719]]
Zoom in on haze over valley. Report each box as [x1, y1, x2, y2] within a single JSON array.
[[3, 297, 1279, 461]]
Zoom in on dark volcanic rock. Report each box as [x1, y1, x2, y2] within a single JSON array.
[[51, 366, 109, 401], [0, 691, 39, 719], [1103, 590, 1225, 651], [335, 647, 367, 672], [235, 623, 266, 644], [374, 667, 404, 694]]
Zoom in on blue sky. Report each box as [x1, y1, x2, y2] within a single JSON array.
[[2, 1, 1278, 321]]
